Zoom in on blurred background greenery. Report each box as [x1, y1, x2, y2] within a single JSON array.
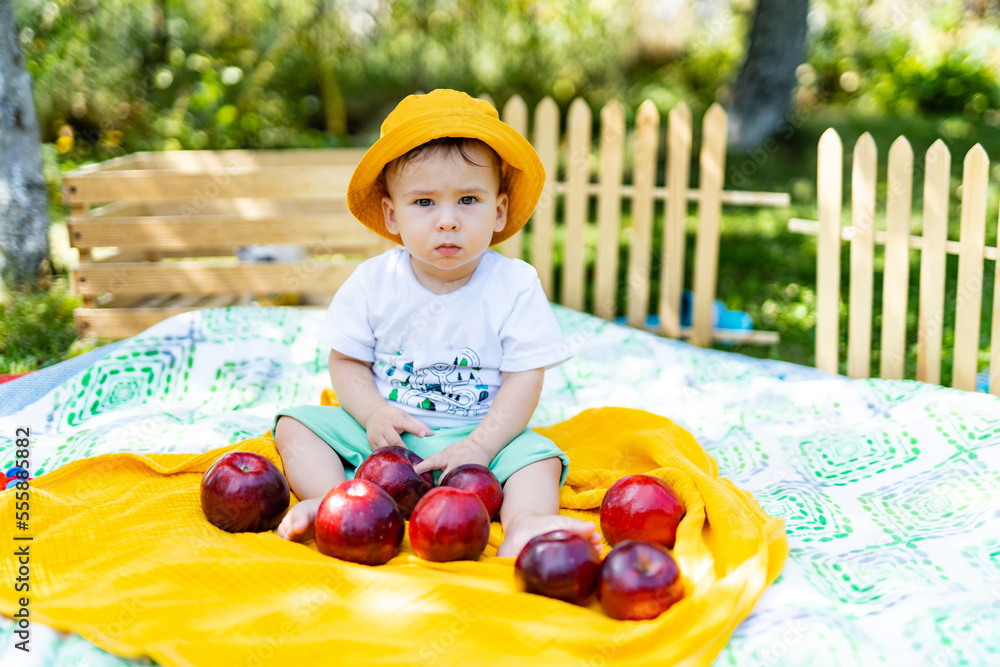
[[3, 0, 998, 381]]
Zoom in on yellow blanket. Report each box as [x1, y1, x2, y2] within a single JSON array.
[[0, 406, 786, 666]]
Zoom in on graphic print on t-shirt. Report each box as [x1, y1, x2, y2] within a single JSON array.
[[380, 347, 491, 417]]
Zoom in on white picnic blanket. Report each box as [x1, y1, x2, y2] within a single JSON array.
[[1, 305, 998, 666]]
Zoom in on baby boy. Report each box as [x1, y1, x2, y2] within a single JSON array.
[[273, 89, 598, 558]]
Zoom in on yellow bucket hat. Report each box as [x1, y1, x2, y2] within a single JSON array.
[[347, 89, 545, 246]]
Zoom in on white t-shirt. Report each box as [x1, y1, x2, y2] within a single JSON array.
[[317, 248, 572, 429]]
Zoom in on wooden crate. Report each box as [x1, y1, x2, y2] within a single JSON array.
[[64, 148, 389, 339], [64, 95, 790, 344]]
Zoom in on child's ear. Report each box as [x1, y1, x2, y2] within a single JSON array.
[[493, 192, 509, 233], [382, 196, 398, 235]]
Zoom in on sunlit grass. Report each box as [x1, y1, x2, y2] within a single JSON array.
[[0, 277, 105, 374]]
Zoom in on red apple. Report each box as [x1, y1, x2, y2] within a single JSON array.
[[408, 486, 490, 562], [314, 479, 404, 566], [439, 463, 504, 520], [597, 540, 684, 620], [355, 445, 434, 519], [600, 474, 686, 548], [514, 530, 602, 605], [200, 451, 290, 533]]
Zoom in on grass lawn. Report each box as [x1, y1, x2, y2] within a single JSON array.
[[2, 107, 996, 382]]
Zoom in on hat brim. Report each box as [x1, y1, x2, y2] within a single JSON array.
[[347, 108, 545, 246]]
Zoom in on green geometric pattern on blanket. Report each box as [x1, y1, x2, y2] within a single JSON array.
[[904, 603, 1000, 666], [797, 544, 954, 608], [49, 341, 192, 427], [195, 305, 304, 344], [795, 427, 922, 486], [755, 481, 854, 543], [720, 606, 890, 666], [925, 405, 1000, 452], [858, 456, 996, 544], [960, 538, 1000, 573], [705, 426, 770, 480], [204, 359, 286, 412]]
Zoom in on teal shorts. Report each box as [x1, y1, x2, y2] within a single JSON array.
[[274, 406, 569, 487]]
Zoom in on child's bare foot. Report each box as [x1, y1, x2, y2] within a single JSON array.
[[497, 514, 603, 558], [277, 497, 321, 542]]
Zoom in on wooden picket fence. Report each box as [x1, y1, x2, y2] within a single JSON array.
[[790, 129, 999, 395], [63, 94, 788, 343], [493, 95, 785, 346]]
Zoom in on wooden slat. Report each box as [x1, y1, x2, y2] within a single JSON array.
[[64, 148, 368, 174], [148, 148, 365, 168], [880, 136, 914, 380], [90, 249, 171, 264], [76, 301, 323, 339], [88, 201, 150, 218], [97, 293, 167, 309], [135, 293, 177, 308], [595, 100, 625, 320], [164, 294, 208, 308], [532, 97, 560, 299], [563, 97, 592, 312], [639, 325, 780, 346], [847, 133, 877, 379], [87, 243, 381, 261], [714, 190, 789, 206], [199, 294, 241, 308], [691, 104, 727, 348], [63, 165, 356, 204], [952, 144, 989, 391], [660, 102, 692, 338], [68, 214, 377, 250], [63, 153, 145, 175], [788, 218, 999, 260], [549, 182, 787, 206], [816, 129, 843, 373], [917, 140, 951, 385], [75, 307, 201, 339], [992, 208, 1000, 397], [626, 100, 659, 328], [146, 198, 350, 217], [73, 259, 362, 296], [498, 95, 529, 260]]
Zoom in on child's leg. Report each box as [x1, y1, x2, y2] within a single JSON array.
[[496, 457, 601, 558], [274, 416, 348, 542]]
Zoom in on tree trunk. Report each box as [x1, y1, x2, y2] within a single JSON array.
[[0, 0, 51, 290], [726, 0, 809, 151]]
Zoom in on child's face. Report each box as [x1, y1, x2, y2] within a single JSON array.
[[381, 144, 508, 286]]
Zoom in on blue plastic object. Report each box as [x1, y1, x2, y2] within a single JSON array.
[[5, 479, 19, 490], [976, 368, 991, 393], [6, 466, 26, 479], [614, 289, 754, 335]]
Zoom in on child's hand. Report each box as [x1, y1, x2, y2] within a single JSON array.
[[413, 439, 493, 478], [364, 405, 433, 450]]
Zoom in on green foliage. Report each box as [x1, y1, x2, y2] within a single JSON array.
[[892, 52, 1000, 115], [16, 0, 1000, 162], [0, 277, 102, 373], [803, 0, 1000, 117], [15, 0, 638, 161]]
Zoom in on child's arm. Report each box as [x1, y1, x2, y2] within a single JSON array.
[[413, 368, 544, 475], [329, 350, 433, 449]]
